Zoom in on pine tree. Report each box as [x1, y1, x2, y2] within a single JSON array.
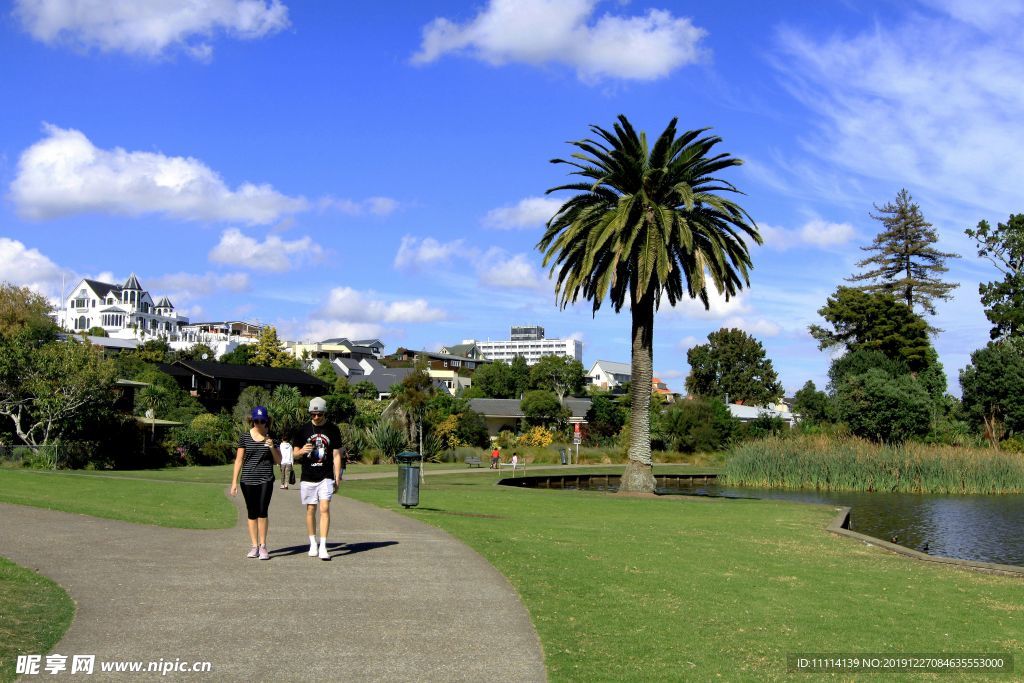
[[847, 189, 959, 318]]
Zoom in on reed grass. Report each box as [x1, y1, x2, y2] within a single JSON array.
[[724, 434, 1024, 494]]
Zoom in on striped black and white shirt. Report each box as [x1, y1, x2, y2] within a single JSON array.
[[237, 433, 275, 485]]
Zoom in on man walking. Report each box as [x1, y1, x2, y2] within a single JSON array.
[[293, 397, 343, 560]]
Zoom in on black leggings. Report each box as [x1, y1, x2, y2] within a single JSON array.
[[240, 481, 274, 520]]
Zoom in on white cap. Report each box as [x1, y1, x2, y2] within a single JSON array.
[[308, 397, 327, 413]]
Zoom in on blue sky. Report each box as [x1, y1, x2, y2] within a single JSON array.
[[2, 0, 1021, 396]]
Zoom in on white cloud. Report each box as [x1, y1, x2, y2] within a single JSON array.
[[774, 6, 1024, 218], [14, 0, 290, 58], [919, 0, 1024, 31], [722, 316, 782, 338], [209, 228, 321, 272], [11, 125, 307, 224], [318, 287, 447, 324], [478, 252, 546, 290], [147, 272, 251, 303], [412, 0, 706, 82], [482, 196, 563, 229], [394, 236, 464, 269], [297, 320, 386, 344], [319, 196, 399, 216], [661, 290, 750, 320], [800, 219, 856, 248], [677, 335, 700, 351], [760, 219, 856, 250], [0, 237, 64, 297]]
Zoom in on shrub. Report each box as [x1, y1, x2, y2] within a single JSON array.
[[456, 410, 490, 448], [518, 426, 554, 448], [584, 395, 626, 445], [835, 368, 931, 443], [496, 429, 517, 450], [960, 340, 1024, 443], [734, 413, 787, 441], [660, 398, 735, 453], [431, 414, 465, 450]]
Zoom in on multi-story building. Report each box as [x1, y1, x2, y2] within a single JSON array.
[[465, 326, 583, 366], [56, 274, 189, 340], [510, 325, 545, 341]]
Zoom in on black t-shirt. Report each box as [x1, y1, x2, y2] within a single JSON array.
[[293, 421, 343, 483]]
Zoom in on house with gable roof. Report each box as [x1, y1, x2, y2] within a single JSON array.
[[56, 274, 189, 340], [587, 360, 632, 391]]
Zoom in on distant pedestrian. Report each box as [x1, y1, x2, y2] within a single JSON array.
[[490, 446, 500, 469], [292, 397, 343, 561], [230, 406, 281, 560], [279, 440, 294, 489]]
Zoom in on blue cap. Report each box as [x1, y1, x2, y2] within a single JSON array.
[[251, 406, 269, 421]]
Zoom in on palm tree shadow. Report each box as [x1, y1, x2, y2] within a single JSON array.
[[269, 541, 398, 558]]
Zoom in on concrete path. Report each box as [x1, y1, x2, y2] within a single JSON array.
[[1, 488, 546, 681]]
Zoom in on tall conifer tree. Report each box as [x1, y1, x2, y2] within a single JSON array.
[[847, 189, 959, 318]]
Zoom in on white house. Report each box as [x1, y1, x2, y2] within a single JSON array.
[[727, 402, 797, 427], [56, 274, 189, 341], [588, 360, 632, 390], [169, 321, 263, 359]]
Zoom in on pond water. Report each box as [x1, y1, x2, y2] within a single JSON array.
[[504, 474, 1024, 567]]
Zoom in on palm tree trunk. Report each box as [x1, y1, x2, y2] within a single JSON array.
[[620, 293, 656, 493]]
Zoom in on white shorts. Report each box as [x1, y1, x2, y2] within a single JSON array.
[[300, 479, 334, 505]]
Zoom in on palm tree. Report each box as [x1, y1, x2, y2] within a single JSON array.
[[538, 115, 761, 492], [137, 384, 169, 437]]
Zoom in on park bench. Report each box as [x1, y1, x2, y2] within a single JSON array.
[[498, 460, 526, 477], [464, 455, 483, 468]]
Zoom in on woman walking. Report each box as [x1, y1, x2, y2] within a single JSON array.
[[230, 406, 281, 560]]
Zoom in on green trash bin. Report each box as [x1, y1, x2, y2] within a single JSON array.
[[396, 451, 422, 508]]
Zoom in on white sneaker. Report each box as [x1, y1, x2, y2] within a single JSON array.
[[308, 542, 318, 557], [318, 544, 330, 561]]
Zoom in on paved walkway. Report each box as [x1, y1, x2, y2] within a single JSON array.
[[1, 488, 546, 681]]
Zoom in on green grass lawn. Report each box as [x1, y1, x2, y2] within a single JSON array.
[[0, 557, 74, 683], [342, 473, 1024, 682], [0, 469, 235, 529], [1, 464, 1020, 680]]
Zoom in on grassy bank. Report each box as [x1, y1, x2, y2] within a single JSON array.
[[343, 472, 1024, 681], [725, 434, 1024, 494], [443, 444, 724, 466], [0, 469, 235, 528], [3, 465, 1022, 680], [0, 557, 74, 683]]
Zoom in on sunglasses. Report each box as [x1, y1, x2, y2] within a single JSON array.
[[310, 412, 324, 416], [253, 419, 267, 424]]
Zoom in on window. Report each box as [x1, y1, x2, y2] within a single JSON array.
[[73, 298, 88, 309], [76, 316, 88, 329]]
